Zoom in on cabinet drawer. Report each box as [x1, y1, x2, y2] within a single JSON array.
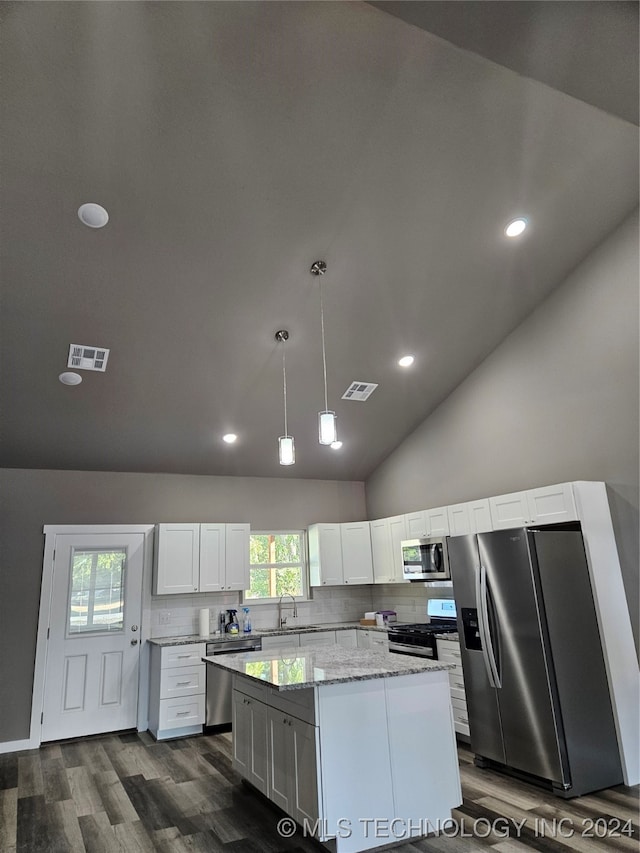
[[451, 697, 467, 714], [449, 672, 466, 692], [160, 664, 205, 699], [455, 720, 470, 736], [438, 647, 462, 665], [234, 676, 268, 704], [299, 631, 335, 647], [159, 694, 205, 729], [161, 643, 206, 668], [452, 705, 469, 727], [370, 634, 389, 651], [268, 687, 316, 725], [450, 686, 466, 702], [261, 634, 300, 650]]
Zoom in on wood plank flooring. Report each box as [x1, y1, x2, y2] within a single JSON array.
[[0, 732, 637, 853]]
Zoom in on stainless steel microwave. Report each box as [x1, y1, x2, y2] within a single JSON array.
[[401, 537, 450, 581]]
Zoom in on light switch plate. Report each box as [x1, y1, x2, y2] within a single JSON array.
[[158, 610, 171, 625]]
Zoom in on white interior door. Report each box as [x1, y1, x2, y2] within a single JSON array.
[[41, 533, 144, 741]]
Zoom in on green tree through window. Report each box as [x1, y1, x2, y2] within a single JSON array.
[[246, 532, 306, 601]]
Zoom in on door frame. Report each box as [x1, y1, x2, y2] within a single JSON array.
[[28, 525, 155, 750]]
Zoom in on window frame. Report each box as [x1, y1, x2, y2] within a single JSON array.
[[243, 529, 310, 605]]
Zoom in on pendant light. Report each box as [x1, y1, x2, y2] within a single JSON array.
[[310, 260, 337, 445], [275, 330, 295, 465]]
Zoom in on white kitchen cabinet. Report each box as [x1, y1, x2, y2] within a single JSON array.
[[406, 507, 450, 538], [436, 637, 469, 737], [357, 630, 371, 649], [309, 522, 373, 587], [261, 633, 300, 650], [406, 510, 428, 539], [300, 631, 336, 647], [447, 499, 492, 536], [371, 516, 406, 584], [490, 483, 577, 530], [154, 523, 200, 594], [341, 521, 374, 584], [370, 632, 389, 652], [153, 522, 249, 595], [232, 686, 268, 794], [308, 524, 343, 586], [148, 642, 206, 740], [335, 629, 358, 648]]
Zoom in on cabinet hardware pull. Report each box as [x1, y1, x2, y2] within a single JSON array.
[[176, 711, 190, 717], [177, 654, 191, 658], [177, 681, 191, 686]]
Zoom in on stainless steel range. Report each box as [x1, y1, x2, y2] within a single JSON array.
[[388, 599, 458, 659]]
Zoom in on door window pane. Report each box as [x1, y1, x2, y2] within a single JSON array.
[[68, 549, 126, 634]]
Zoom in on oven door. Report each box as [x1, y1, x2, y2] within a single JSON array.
[[401, 538, 450, 581]]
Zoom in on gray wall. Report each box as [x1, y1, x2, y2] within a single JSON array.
[[365, 211, 639, 649], [0, 469, 365, 743]]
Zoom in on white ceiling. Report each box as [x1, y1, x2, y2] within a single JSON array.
[[1, 1, 638, 481]]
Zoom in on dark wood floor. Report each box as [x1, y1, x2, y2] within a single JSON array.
[[0, 731, 637, 853]]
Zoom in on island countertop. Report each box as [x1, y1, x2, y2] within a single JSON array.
[[202, 646, 454, 691]]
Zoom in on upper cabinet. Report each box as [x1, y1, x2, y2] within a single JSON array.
[[154, 522, 250, 595], [447, 499, 492, 536], [406, 507, 450, 538], [489, 483, 577, 529], [309, 522, 373, 586], [371, 515, 407, 584]]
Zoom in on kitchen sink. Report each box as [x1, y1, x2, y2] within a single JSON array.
[[259, 625, 322, 633]]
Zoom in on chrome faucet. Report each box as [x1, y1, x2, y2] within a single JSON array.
[[278, 594, 298, 628]]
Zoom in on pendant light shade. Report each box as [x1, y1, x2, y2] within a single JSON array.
[[275, 330, 295, 466], [311, 260, 338, 447], [278, 435, 295, 466], [318, 410, 337, 445]]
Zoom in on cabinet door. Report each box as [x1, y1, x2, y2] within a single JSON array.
[[426, 506, 450, 536], [489, 492, 529, 530], [469, 499, 492, 533], [406, 510, 428, 539], [388, 515, 408, 583], [154, 523, 200, 594], [232, 690, 252, 777], [341, 521, 373, 585], [199, 524, 226, 591], [261, 634, 300, 650], [267, 709, 292, 813], [225, 523, 250, 591], [357, 630, 371, 649], [248, 697, 268, 794], [370, 519, 393, 583], [335, 629, 358, 648], [447, 504, 472, 536], [291, 718, 319, 826], [527, 483, 577, 524], [370, 633, 388, 652], [309, 524, 343, 586]]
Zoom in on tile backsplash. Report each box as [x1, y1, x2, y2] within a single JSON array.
[[150, 583, 454, 637]]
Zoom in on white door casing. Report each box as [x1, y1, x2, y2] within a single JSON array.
[[41, 532, 145, 742]]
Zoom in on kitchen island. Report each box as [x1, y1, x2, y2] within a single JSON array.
[[203, 647, 461, 853]]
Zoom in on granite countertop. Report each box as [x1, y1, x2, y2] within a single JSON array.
[[201, 646, 454, 690], [148, 621, 389, 646]]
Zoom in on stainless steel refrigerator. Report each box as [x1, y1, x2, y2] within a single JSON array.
[[448, 523, 623, 797]]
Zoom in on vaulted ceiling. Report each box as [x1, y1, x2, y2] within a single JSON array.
[[1, 1, 638, 480]]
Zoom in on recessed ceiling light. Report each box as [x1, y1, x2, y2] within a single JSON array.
[[59, 372, 82, 386], [330, 441, 343, 450], [223, 433, 237, 444], [78, 203, 109, 229], [505, 218, 527, 237], [398, 355, 414, 368]]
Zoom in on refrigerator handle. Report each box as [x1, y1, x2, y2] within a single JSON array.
[[479, 564, 502, 688]]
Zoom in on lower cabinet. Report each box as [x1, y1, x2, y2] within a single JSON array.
[[267, 707, 319, 825], [148, 642, 206, 740], [436, 637, 469, 737], [232, 688, 268, 794]]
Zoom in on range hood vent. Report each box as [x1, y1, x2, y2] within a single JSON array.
[[67, 344, 110, 372], [341, 381, 378, 401]]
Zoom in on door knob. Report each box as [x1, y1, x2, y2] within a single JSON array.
[[131, 625, 138, 632], [130, 639, 138, 646]]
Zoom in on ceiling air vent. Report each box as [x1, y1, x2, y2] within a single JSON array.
[[67, 344, 110, 372], [341, 381, 379, 401]]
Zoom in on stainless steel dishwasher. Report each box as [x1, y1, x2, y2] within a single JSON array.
[[205, 636, 262, 727]]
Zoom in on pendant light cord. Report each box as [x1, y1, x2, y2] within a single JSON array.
[[319, 278, 329, 411], [282, 344, 288, 437]]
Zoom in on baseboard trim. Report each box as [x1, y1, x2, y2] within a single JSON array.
[[0, 737, 39, 754]]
